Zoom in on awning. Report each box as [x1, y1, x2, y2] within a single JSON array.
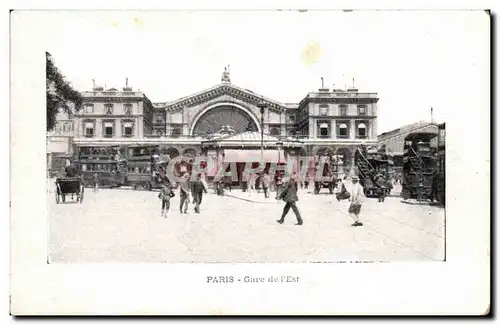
[[358, 123, 366, 128], [339, 124, 347, 128], [320, 123, 329, 128], [104, 122, 113, 127], [124, 122, 133, 128], [223, 150, 286, 163], [85, 122, 93, 128]]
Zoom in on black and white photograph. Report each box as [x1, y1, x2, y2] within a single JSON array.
[[10, 7, 490, 316]]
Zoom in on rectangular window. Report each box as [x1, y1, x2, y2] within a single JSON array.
[[319, 105, 328, 116], [84, 122, 94, 137], [124, 122, 133, 137], [318, 122, 329, 138], [289, 115, 295, 122], [357, 122, 368, 139], [84, 105, 94, 114], [104, 122, 114, 137], [337, 122, 349, 138], [358, 105, 367, 115], [339, 105, 347, 116]]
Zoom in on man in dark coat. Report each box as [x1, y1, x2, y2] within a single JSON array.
[[65, 163, 77, 178], [191, 174, 208, 213], [276, 173, 303, 226], [374, 172, 386, 202], [178, 173, 191, 214]]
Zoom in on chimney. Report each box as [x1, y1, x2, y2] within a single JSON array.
[[123, 77, 133, 91], [318, 77, 329, 92]]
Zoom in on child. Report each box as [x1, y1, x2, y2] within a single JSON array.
[[158, 182, 175, 218]]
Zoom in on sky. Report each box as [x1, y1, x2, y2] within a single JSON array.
[[35, 10, 489, 133]]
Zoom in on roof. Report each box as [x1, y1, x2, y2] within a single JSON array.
[[152, 83, 292, 111], [378, 121, 438, 139], [206, 131, 281, 142], [404, 132, 438, 142]]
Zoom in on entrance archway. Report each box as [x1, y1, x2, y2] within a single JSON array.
[[190, 102, 260, 137]]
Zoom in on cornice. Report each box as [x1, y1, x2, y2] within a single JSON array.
[[298, 97, 379, 111], [164, 85, 286, 113], [82, 97, 144, 104]]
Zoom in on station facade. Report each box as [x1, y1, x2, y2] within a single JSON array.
[[65, 69, 380, 174]]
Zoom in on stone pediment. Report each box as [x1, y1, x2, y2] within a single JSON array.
[[162, 84, 288, 113]]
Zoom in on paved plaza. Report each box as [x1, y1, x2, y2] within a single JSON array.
[[48, 182, 445, 263]]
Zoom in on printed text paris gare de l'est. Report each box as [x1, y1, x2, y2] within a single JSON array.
[[207, 276, 299, 284]]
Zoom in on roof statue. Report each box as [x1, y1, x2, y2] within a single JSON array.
[[221, 65, 231, 84]]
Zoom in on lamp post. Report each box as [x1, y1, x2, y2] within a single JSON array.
[[257, 102, 267, 165]]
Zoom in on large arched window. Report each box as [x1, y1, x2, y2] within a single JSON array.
[[192, 105, 258, 137]]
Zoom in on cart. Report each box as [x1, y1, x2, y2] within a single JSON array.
[[55, 177, 85, 204]]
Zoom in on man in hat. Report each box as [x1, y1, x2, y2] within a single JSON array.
[[348, 175, 364, 227], [191, 173, 208, 213], [261, 172, 271, 198], [178, 172, 191, 214], [158, 180, 175, 218], [374, 171, 386, 203], [276, 173, 303, 226]]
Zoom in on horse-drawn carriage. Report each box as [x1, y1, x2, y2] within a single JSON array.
[[55, 177, 85, 204]]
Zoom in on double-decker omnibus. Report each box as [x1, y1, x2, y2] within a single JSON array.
[[73, 145, 127, 188]]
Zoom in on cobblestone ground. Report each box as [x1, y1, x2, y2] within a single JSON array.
[[48, 181, 445, 263]]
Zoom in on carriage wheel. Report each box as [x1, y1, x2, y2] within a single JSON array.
[[56, 192, 60, 204], [79, 190, 84, 204], [62, 194, 66, 203]]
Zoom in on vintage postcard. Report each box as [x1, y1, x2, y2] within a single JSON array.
[[10, 8, 490, 316]]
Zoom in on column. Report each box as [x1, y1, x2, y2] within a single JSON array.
[[281, 111, 286, 136], [138, 117, 144, 138], [372, 119, 378, 139], [95, 119, 102, 138], [115, 119, 122, 138], [308, 118, 314, 138], [330, 119, 336, 139], [350, 120, 356, 140]]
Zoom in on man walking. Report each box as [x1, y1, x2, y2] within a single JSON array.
[[375, 172, 386, 203], [179, 173, 191, 214], [191, 173, 208, 214], [261, 172, 271, 198], [158, 181, 175, 218], [92, 172, 99, 193], [276, 173, 303, 226], [348, 176, 364, 227]]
